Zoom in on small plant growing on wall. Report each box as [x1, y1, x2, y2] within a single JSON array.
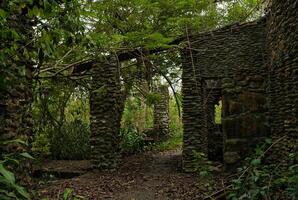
[[192, 150, 214, 191]]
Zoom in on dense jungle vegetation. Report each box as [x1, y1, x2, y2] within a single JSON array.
[[0, 0, 297, 199]]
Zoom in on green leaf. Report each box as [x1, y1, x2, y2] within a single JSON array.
[[0, 194, 12, 200], [0, 9, 7, 19], [250, 158, 261, 166], [0, 164, 15, 184], [199, 171, 209, 177], [1, 139, 27, 146], [63, 188, 73, 200], [265, 138, 272, 144], [14, 185, 30, 200], [0, 188, 16, 199], [1, 158, 20, 166], [19, 153, 34, 160]]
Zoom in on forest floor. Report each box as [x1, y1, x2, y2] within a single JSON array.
[[35, 149, 226, 200]]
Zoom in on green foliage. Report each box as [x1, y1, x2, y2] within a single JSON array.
[[32, 80, 90, 160], [32, 132, 50, 156], [63, 188, 74, 200], [61, 188, 86, 200], [153, 132, 182, 151], [215, 100, 222, 124], [145, 92, 162, 106], [192, 151, 214, 191], [192, 151, 212, 177], [228, 139, 298, 200], [283, 163, 298, 198], [271, 151, 298, 199], [120, 92, 183, 153], [169, 96, 183, 136], [50, 120, 91, 160], [85, 0, 263, 51], [121, 95, 153, 134], [0, 140, 33, 200], [120, 128, 145, 154], [228, 139, 272, 200]]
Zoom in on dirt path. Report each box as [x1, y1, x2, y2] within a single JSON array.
[[37, 149, 218, 200]]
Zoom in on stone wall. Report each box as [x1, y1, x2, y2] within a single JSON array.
[[222, 74, 269, 168], [182, 18, 269, 170], [266, 0, 298, 166], [90, 60, 122, 169]]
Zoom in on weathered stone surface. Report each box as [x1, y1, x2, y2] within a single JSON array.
[[181, 18, 269, 171], [0, 11, 33, 153], [265, 0, 298, 167], [181, 0, 297, 171], [153, 85, 170, 140], [90, 61, 121, 169]]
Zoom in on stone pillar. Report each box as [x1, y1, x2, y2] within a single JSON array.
[[0, 3, 34, 153], [153, 85, 169, 139], [90, 61, 121, 169], [0, 68, 33, 150], [266, 0, 298, 166], [181, 50, 208, 172]]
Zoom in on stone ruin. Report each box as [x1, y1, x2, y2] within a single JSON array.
[[1, 0, 296, 172], [181, 0, 297, 171], [181, 18, 269, 170], [88, 0, 297, 171]]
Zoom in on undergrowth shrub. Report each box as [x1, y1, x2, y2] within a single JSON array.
[[153, 132, 182, 151], [50, 120, 90, 160], [0, 139, 33, 200], [228, 138, 298, 200], [169, 96, 183, 136], [32, 131, 50, 156], [120, 128, 145, 154], [192, 151, 214, 191], [192, 151, 212, 177]]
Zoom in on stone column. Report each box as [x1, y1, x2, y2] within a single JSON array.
[[153, 85, 169, 139], [0, 4, 34, 153], [0, 69, 33, 149], [90, 61, 121, 169], [181, 50, 208, 172], [266, 0, 298, 166]]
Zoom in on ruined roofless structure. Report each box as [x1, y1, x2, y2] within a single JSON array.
[[1, 0, 296, 172], [181, 0, 297, 171]]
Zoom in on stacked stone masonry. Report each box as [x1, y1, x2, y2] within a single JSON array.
[[0, 8, 34, 153], [182, 18, 270, 170], [90, 61, 122, 169], [266, 0, 298, 166], [153, 85, 170, 140], [1, 0, 295, 172], [182, 0, 297, 171], [0, 68, 33, 150]]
